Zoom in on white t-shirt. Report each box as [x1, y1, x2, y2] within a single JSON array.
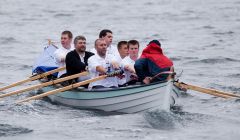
[[114, 55, 125, 86], [107, 44, 118, 56], [88, 53, 118, 89], [121, 56, 136, 83], [90, 48, 97, 54], [53, 46, 72, 77]]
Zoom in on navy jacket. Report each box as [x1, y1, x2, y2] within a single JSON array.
[[134, 58, 170, 82], [134, 41, 173, 82], [65, 50, 94, 77]]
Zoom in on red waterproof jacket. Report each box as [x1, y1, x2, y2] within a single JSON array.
[[140, 42, 173, 68]]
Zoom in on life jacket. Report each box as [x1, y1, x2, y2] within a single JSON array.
[[140, 42, 173, 68]]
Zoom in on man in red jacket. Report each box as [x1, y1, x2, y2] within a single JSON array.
[[134, 40, 173, 84]]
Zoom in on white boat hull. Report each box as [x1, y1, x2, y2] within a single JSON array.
[[42, 81, 180, 113]]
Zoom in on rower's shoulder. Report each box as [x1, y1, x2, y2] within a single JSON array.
[[85, 51, 95, 57], [66, 50, 77, 56]]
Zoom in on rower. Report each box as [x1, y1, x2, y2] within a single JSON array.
[[88, 39, 120, 89], [120, 40, 140, 85], [115, 41, 129, 86], [54, 30, 73, 78], [134, 40, 174, 84], [90, 29, 118, 56], [65, 35, 94, 86]]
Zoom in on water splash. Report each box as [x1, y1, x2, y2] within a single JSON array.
[[143, 110, 179, 130]]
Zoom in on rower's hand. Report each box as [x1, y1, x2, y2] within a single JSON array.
[[130, 74, 138, 80], [111, 61, 120, 70], [117, 74, 125, 79], [143, 77, 152, 84], [124, 65, 135, 73]]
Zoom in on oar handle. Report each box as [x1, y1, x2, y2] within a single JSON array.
[[106, 70, 124, 77], [151, 71, 176, 81]]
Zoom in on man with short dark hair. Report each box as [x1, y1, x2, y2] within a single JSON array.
[[65, 35, 94, 83], [99, 29, 113, 43], [54, 30, 73, 77], [91, 29, 118, 56]]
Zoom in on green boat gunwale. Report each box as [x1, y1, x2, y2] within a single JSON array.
[[55, 80, 170, 92], [44, 80, 172, 100]]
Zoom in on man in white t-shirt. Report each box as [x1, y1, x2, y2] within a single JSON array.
[[115, 41, 129, 85], [121, 40, 140, 85], [115, 41, 128, 61], [54, 30, 73, 77], [88, 38, 120, 89], [90, 29, 118, 56]]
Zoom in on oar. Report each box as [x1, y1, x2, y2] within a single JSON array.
[[0, 71, 89, 98], [16, 75, 107, 104], [174, 82, 240, 99], [16, 70, 124, 104], [151, 71, 176, 81], [142, 71, 176, 84], [0, 67, 66, 91]]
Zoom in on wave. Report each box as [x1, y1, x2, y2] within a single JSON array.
[[0, 37, 18, 44], [171, 56, 199, 61], [54, 13, 73, 17], [186, 57, 240, 64], [143, 110, 178, 130], [143, 107, 212, 130], [228, 73, 240, 78], [213, 31, 234, 36], [210, 84, 240, 94], [0, 124, 33, 137], [203, 25, 215, 29]]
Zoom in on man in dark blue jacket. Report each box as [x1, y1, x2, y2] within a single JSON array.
[[134, 40, 173, 84], [65, 35, 94, 84]]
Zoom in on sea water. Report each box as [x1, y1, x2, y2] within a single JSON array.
[[0, 0, 240, 139]]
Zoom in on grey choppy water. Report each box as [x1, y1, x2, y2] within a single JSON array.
[[1, 0, 240, 139]]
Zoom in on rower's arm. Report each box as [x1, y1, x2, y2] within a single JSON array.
[[96, 66, 107, 74]]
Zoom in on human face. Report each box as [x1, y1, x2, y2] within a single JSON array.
[[96, 40, 107, 57], [102, 32, 113, 46], [118, 44, 129, 59], [128, 44, 139, 58], [75, 39, 86, 53], [61, 34, 72, 49]]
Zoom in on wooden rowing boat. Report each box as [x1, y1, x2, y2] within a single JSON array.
[[39, 80, 184, 113]]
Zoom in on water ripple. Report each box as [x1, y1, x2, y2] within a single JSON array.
[[213, 31, 235, 36], [203, 25, 215, 29], [143, 110, 180, 130], [210, 84, 240, 94], [0, 124, 33, 137], [0, 37, 18, 44], [54, 13, 73, 17], [228, 73, 240, 78], [186, 57, 240, 64]]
